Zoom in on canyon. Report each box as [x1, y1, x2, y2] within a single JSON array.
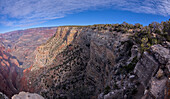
[[0, 27, 57, 98], [0, 27, 57, 68], [0, 22, 169, 99]]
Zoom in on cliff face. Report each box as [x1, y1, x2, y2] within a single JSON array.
[[0, 46, 22, 97], [0, 27, 57, 68], [26, 26, 137, 98], [27, 25, 169, 99], [0, 22, 169, 99], [32, 26, 132, 70], [32, 27, 83, 69]]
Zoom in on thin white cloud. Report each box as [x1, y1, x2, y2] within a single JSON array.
[[0, 0, 170, 27]]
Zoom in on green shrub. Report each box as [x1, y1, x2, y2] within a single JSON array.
[[113, 83, 119, 89], [131, 88, 138, 95], [104, 86, 111, 95], [121, 56, 138, 73]]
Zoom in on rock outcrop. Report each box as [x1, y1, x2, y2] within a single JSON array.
[[134, 44, 170, 99], [12, 92, 44, 99], [134, 51, 159, 87], [32, 27, 83, 70], [0, 92, 9, 99]]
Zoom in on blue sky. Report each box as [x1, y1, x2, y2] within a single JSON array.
[[0, 0, 170, 33]]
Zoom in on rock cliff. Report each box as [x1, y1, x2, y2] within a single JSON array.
[[28, 23, 169, 99], [0, 21, 170, 99], [24, 26, 134, 98], [0, 46, 22, 97]]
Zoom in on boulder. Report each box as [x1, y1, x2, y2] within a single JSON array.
[[150, 44, 170, 72], [134, 52, 159, 87], [131, 45, 138, 58], [0, 92, 9, 99], [150, 44, 169, 65], [150, 77, 167, 98], [166, 60, 170, 72], [98, 93, 104, 99], [141, 91, 155, 99], [102, 90, 123, 99], [12, 92, 44, 99]]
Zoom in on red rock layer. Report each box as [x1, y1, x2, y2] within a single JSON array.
[[0, 27, 57, 68], [0, 46, 22, 97]]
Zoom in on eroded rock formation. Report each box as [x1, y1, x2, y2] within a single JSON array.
[[23, 26, 139, 98], [0, 46, 22, 97], [0, 27, 57, 68], [26, 26, 169, 99], [0, 22, 169, 99]]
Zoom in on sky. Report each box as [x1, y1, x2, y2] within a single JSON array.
[[0, 0, 170, 33]]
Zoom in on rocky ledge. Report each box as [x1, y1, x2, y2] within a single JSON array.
[[100, 44, 169, 99]]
